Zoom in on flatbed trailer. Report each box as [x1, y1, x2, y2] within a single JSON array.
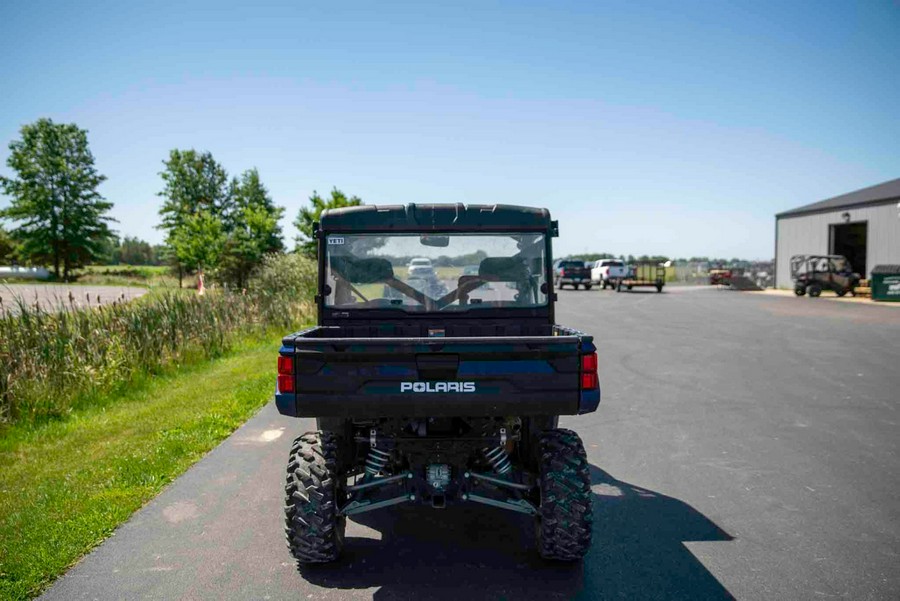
[[617, 261, 665, 293]]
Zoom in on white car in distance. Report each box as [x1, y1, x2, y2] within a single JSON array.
[[591, 259, 627, 289], [408, 257, 435, 278]]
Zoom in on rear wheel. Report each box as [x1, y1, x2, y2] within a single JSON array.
[[836, 290, 847, 297], [808, 284, 822, 298], [536, 429, 593, 561], [656, 284, 663, 293], [794, 286, 806, 296], [285, 432, 345, 565], [583, 284, 592, 291]]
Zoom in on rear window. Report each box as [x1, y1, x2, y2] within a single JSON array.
[[604, 260, 623, 267]]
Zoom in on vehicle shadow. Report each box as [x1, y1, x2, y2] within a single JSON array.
[[299, 465, 734, 600]]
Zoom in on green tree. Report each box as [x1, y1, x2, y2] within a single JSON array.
[[220, 169, 285, 287], [294, 187, 362, 254], [170, 210, 226, 275], [0, 118, 115, 279], [95, 233, 121, 264], [118, 236, 157, 265], [157, 149, 231, 285], [0, 225, 16, 264]]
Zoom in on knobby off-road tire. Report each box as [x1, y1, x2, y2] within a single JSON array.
[[536, 428, 593, 561], [284, 431, 345, 564]]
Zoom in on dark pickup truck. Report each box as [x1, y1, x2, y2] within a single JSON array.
[[276, 203, 600, 564], [554, 259, 592, 290]]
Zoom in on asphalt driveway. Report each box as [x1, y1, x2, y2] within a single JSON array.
[[41, 287, 900, 600]]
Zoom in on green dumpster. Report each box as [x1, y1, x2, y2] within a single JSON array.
[[870, 265, 900, 302]]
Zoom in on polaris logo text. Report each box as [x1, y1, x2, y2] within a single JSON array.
[[400, 382, 476, 393]]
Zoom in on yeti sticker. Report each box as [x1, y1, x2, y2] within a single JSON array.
[[400, 382, 476, 393]]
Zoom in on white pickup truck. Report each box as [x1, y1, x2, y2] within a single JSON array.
[[591, 259, 628, 289]]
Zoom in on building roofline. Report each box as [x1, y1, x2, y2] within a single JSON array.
[[775, 177, 900, 219], [776, 196, 899, 219]]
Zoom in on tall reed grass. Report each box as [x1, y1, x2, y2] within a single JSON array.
[[0, 253, 316, 424]]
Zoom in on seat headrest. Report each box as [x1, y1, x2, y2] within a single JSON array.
[[478, 257, 528, 281], [330, 256, 394, 283]]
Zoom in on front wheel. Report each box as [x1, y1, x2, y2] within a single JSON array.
[[836, 290, 847, 297], [583, 284, 592, 291], [794, 286, 806, 296], [808, 284, 822, 298], [536, 429, 593, 561], [284, 432, 345, 565], [656, 284, 663, 293]]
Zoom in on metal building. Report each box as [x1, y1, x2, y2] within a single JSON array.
[[775, 178, 900, 288]]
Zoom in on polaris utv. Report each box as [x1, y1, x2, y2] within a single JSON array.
[[790, 254, 860, 297], [275, 203, 600, 564]]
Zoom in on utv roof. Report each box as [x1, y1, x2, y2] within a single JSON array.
[[318, 203, 553, 233]]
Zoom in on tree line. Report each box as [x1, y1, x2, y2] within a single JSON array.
[[0, 118, 360, 285]]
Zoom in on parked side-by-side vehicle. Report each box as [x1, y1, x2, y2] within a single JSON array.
[[790, 254, 860, 297], [276, 204, 600, 564]]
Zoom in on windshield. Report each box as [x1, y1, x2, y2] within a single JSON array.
[[324, 232, 548, 312]]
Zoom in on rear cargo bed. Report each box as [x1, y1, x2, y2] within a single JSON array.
[[277, 325, 597, 418]]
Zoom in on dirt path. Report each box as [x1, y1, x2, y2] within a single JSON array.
[[0, 284, 147, 314]]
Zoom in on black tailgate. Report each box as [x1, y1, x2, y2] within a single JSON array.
[[276, 331, 590, 418]]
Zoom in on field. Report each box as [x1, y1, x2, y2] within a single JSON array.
[[75, 265, 189, 288], [0, 335, 281, 599], [0, 253, 316, 599], [0, 265, 197, 289], [0, 254, 314, 424]]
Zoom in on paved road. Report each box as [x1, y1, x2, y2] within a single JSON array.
[[42, 287, 900, 600], [0, 284, 146, 314]]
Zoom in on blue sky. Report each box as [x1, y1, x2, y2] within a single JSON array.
[[1, 1, 898, 259]]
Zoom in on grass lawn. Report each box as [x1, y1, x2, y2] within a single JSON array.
[[77, 265, 189, 288], [0, 334, 281, 600]]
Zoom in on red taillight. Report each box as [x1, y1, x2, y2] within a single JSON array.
[[277, 356, 294, 393], [581, 352, 598, 390]]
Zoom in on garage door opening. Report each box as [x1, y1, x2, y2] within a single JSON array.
[[830, 222, 867, 277]]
